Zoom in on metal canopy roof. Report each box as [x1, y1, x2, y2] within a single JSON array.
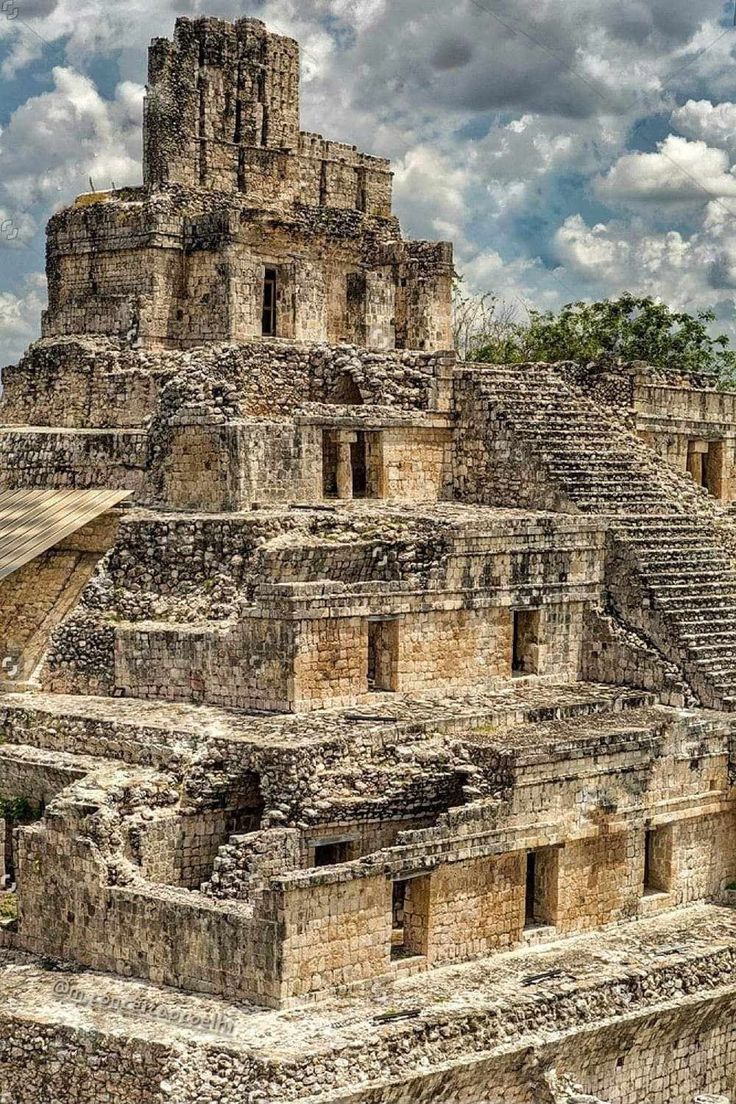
[[0, 488, 132, 582]]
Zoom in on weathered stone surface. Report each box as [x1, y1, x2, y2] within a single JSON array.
[[1, 13, 736, 1104]]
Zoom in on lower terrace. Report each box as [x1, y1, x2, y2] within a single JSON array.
[[0, 681, 733, 1006], [1, 902, 735, 1102]]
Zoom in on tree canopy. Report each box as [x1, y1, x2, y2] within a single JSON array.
[[455, 289, 736, 380]]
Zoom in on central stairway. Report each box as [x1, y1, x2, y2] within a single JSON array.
[[454, 363, 736, 708]]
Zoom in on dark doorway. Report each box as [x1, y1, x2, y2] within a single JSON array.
[[643, 826, 671, 894], [351, 434, 367, 497], [512, 609, 541, 676], [524, 850, 536, 926], [314, 840, 353, 867], [687, 438, 725, 499], [3, 819, 13, 887], [368, 619, 399, 692], [322, 430, 339, 499], [524, 847, 559, 929], [262, 266, 278, 336], [391, 875, 430, 959]]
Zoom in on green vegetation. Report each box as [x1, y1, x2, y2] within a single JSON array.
[[0, 893, 17, 922], [0, 797, 34, 823], [454, 287, 736, 381]]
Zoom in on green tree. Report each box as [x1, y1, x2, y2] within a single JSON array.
[[468, 293, 736, 380]]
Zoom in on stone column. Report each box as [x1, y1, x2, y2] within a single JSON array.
[[687, 440, 707, 486], [336, 432, 357, 499]]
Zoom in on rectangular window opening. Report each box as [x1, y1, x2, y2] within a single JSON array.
[[314, 840, 353, 867], [262, 266, 278, 336], [391, 875, 430, 960], [368, 619, 399, 693], [512, 609, 541, 676]]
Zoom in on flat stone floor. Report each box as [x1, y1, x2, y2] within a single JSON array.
[[0, 682, 659, 753]]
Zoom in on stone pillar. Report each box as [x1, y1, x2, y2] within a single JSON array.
[[336, 432, 357, 499], [687, 440, 707, 485]]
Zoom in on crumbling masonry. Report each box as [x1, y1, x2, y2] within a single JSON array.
[[2, 16, 736, 1104]]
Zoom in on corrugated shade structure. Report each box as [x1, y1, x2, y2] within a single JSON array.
[[0, 488, 132, 581]]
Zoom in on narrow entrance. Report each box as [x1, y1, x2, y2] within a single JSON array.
[[3, 818, 13, 889], [322, 430, 339, 498], [524, 847, 559, 929], [367, 619, 399, 692], [391, 875, 430, 959], [351, 434, 367, 497], [687, 439, 725, 499], [512, 609, 541, 676], [524, 849, 536, 926], [262, 266, 278, 336], [321, 430, 384, 500], [643, 826, 671, 894]]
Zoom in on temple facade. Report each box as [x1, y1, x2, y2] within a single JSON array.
[[1, 16, 736, 1104]]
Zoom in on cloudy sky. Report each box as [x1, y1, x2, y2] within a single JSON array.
[[1, 0, 736, 362]]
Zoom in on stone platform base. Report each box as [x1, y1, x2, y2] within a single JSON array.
[[1, 903, 735, 1104]]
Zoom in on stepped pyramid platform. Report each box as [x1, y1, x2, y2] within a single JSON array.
[[2, 14, 736, 1104]]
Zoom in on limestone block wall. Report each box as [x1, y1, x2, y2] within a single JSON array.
[[144, 18, 300, 187], [143, 17, 395, 214], [1, 964, 736, 1103], [3, 338, 455, 445], [279, 875, 390, 1001], [135, 806, 262, 889], [111, 596, 589, 713], [555, 833, 641, 934], [291, 616, 367, 711], [160, 424, 242, 511], [43, 190, 451, 352], [452, 385, 569, 511], [0, 339, 157, 429], [380, 427, 454, 501], [114, 619, 296, 712], [670, 811, 736, 905], [0, 429, 147, 493], [395, 608, 512, 692], [270, 802, 736, 1000], [0, 750, 88, 809], [582, 607, 693, 708], [0, 1023, 175, 1104], [634, 379, 736, 426], [160, 419, 324, 510], [15, 813, 283, 1006], [43, 190, 452, 352], [392, 241, 454, 352], [159, 421, 323, 510], [428, 852, 525, 965]]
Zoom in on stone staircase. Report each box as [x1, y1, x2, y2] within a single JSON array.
[[455, 364, 736, 709]]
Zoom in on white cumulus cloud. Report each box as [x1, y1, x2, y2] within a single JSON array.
[[596, 135, 736, 205], [672, 99, 736, 159]]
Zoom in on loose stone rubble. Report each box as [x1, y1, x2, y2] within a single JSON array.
[[1, 14, 736, 1104]]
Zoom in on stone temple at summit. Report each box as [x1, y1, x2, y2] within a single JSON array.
[[2, 14, 736, 1104]]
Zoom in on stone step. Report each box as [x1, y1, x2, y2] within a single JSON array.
[[653, 596, 736, 613], [644, 569, 723, 587], [646, 578, 736, 593]]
